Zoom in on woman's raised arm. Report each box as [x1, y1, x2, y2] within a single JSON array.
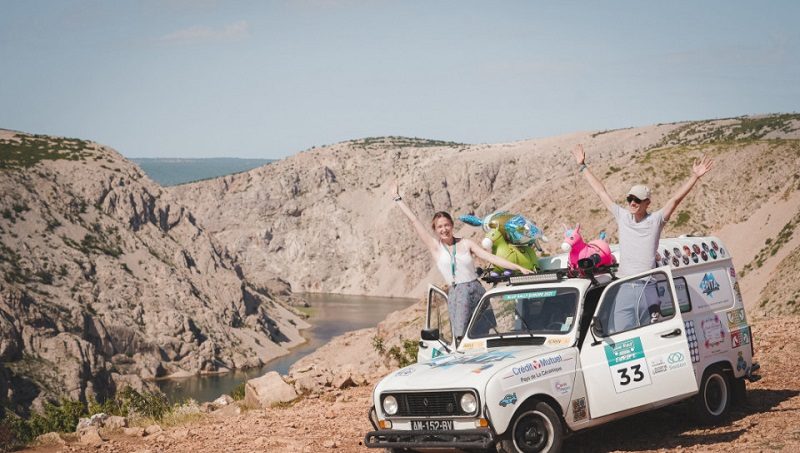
[[391, 182, 438, 253], [465, 239, 533, 274]]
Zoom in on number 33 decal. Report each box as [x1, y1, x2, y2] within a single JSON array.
[[617, 364, 645, 385]]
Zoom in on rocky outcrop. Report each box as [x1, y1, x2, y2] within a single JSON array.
[[0, 130, 309, 415]]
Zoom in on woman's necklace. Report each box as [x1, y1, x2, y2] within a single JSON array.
[[442, 239, 457, 286]]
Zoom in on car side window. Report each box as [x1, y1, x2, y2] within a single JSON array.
[[596, 271, 676, 336], [672, 277, 692, 313]]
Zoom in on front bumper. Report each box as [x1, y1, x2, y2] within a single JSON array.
[[364, 428, 495, 450]]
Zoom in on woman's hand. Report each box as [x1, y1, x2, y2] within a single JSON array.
[[519, 266, 534, 275]]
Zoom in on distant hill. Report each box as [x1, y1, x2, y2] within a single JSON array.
[[131, 157, 273, 186], [170, 115, 800, 318]]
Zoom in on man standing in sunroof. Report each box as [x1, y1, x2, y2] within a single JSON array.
[[570, 143, 714, 331]]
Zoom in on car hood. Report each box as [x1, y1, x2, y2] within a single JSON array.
[[377, 345, 560, 392]]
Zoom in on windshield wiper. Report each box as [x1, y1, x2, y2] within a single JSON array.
[[489, 325, 505, 339], [514, 307, 537, 338]]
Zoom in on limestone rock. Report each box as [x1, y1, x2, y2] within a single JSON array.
[[244, 371, 298, 409], [123, 427, 145, 437], [213, 394, 234, 406], [104, 415, 128, 430], [331, 373, 356, 390], [34, 432, 65, 446], [78, 426, 105, 445], [76, 413, 109, 431]]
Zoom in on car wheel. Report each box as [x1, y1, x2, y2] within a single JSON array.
[[693, 366, 732, 424], [499, 400, 563, 453], [731, 376, 747, 405]]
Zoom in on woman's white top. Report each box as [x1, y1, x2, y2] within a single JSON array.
[[435, 239, 479, 285]]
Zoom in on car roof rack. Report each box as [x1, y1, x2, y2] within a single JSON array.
[[480, 263, 620, 287], [481, 269, 568, 286]]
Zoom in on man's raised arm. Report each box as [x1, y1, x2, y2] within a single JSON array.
[[661, 155, 714, 221]]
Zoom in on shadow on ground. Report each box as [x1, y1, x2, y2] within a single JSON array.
[[562, 388, 799, 452]]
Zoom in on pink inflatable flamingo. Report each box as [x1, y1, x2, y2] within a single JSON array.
[[560, 223, 616, 270]]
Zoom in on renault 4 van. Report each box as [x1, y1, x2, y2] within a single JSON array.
[[365, 236, 760, 453]]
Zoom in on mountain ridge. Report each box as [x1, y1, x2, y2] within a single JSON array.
[[170, 114, 800, 315]]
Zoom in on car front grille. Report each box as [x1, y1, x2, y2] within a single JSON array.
[[385, 391, 476, 417]]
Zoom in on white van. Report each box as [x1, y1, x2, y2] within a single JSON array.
[[365, 236, 759, 453]]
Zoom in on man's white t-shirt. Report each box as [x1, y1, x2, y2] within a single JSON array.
[[611, 205, 666, 277]]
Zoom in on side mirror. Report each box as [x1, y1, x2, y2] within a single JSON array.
[[421, 328, 440, 341], [591, 316, 605, 339]]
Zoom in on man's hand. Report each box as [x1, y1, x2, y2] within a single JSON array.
[[571, 144, 586, 165], [692, 155, 714, 178]]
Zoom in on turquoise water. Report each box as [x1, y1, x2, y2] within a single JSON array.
[[131, 157, 273, 186], [156, 293, 416, 403]]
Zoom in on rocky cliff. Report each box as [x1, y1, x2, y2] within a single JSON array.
[[0, 130, 308, 415], [171, 115, 800, 316]]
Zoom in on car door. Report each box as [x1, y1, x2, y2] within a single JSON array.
[[417, 284, 454, 363], [579, 267, 698, 419]]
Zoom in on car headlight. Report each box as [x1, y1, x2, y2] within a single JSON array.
[[460, 392, 477, 414], [382, 395, 398, 415]]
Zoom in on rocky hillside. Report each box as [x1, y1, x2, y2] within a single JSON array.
[[171, 114, 800, 315], [0, 130, 308, 416]]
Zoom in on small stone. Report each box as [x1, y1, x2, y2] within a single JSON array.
[[170, 428, 190, 439], [322, 439, 338, 448], [144, 424, 163, 435], [213, 394, 234, 406], [123, 427, 145, 437]]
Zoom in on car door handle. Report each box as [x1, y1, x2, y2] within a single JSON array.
[[660, 328, 682, 338]]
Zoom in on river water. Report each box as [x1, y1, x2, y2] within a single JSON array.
[[156, 293, 417, 403]]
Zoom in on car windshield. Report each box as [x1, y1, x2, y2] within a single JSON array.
[[467, 287, 579, 338]]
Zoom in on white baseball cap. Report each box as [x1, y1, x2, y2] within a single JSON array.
[[627, 184, 651, 200]]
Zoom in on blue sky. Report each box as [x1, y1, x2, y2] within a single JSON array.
[[1, 1, 798, 159]]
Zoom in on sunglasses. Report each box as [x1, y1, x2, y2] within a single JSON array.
[[626, 195, 648, 204]]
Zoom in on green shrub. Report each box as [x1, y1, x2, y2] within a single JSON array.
[[114, 388, 170, 420], [674, 211, 691, 227], [371, 335, 386, 354], [0, 398, 84, 447], [387, 339, 419, 368], [36, 270, 54, 285], [229, 383, 246, 401]]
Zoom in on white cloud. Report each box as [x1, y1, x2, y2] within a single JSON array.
[[159, 20, 249, 44]]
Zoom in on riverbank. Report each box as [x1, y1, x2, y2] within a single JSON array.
[[155, 293, 416, 403]]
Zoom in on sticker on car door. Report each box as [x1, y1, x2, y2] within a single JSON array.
[[604, 337, 652, 393]]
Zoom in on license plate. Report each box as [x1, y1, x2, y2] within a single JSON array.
[[411, 419, 454, 431]]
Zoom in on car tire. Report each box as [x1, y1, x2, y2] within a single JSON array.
[[693, 366, 732, 424], [731, 376, 747, 405], [499, 400, 563, 453]]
